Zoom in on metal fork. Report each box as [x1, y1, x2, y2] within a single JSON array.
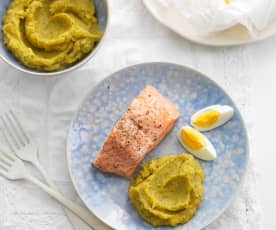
[[0, 148, 97, 227], [0, 111, 97, 229]]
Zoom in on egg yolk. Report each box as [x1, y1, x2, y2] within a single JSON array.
[[181, 127, 205, 150], [192, 109, 220, 128], [225, 0, 232, 4]]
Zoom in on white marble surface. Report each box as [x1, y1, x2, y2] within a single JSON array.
[[0, 0, 274, 229]]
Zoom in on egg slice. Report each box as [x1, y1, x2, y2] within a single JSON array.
[[178, 126, 216, 161], [191, 105, 234, 132]]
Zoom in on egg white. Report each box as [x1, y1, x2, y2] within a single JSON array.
[[178, 126, 217, 161], [191, 105, 234, 132]]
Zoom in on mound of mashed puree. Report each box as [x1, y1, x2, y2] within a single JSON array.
[[128, 154, 204, 227], [2, 0, 102, 71]]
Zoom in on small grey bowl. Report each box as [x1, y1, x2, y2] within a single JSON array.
[[0, 0, 109, 76]]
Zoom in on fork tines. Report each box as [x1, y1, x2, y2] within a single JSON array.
[[0, 111, 30, 152], [0, 149, 15, 172]]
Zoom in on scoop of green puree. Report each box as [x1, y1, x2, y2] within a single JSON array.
[[128, 153, 204, 227]]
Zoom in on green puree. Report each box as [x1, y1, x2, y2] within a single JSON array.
[[128, 154, 204, 227], [2, 0, 102, 71]]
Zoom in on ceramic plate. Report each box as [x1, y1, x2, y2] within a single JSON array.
[[67, 63, 249, 230], [143, 0, 276, 47]]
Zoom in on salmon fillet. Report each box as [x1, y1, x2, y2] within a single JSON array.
[[93, 85, 180, 177]]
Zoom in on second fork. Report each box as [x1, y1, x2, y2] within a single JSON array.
[[0, 111, 98, 230]]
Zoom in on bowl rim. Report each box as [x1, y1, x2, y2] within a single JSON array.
[[66, 62, 250, 230], [0, 0, 110, 77]]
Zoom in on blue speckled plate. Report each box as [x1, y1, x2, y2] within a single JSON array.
[[67, 63, 249, 230]]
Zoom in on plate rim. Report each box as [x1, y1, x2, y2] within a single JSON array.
[[143, 0, 276, 47], [66, 62, 250, 230]]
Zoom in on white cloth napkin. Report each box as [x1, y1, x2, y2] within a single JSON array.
[[158, 0, 276, 37]]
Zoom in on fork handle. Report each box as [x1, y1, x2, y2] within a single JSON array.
[[26, 174, 98, 228], [33, 161, 95, 230], [33, 161, 55, 188]]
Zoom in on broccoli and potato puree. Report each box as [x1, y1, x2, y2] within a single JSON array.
[[128, 154, 204, 227], [2, 0, 102, 71]]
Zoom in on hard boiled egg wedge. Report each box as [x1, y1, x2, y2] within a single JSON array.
[[178, 126, 216, 161], [191, 105, 234, 132]]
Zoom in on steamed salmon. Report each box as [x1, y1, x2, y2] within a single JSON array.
[[93, 85, 180, 177]]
